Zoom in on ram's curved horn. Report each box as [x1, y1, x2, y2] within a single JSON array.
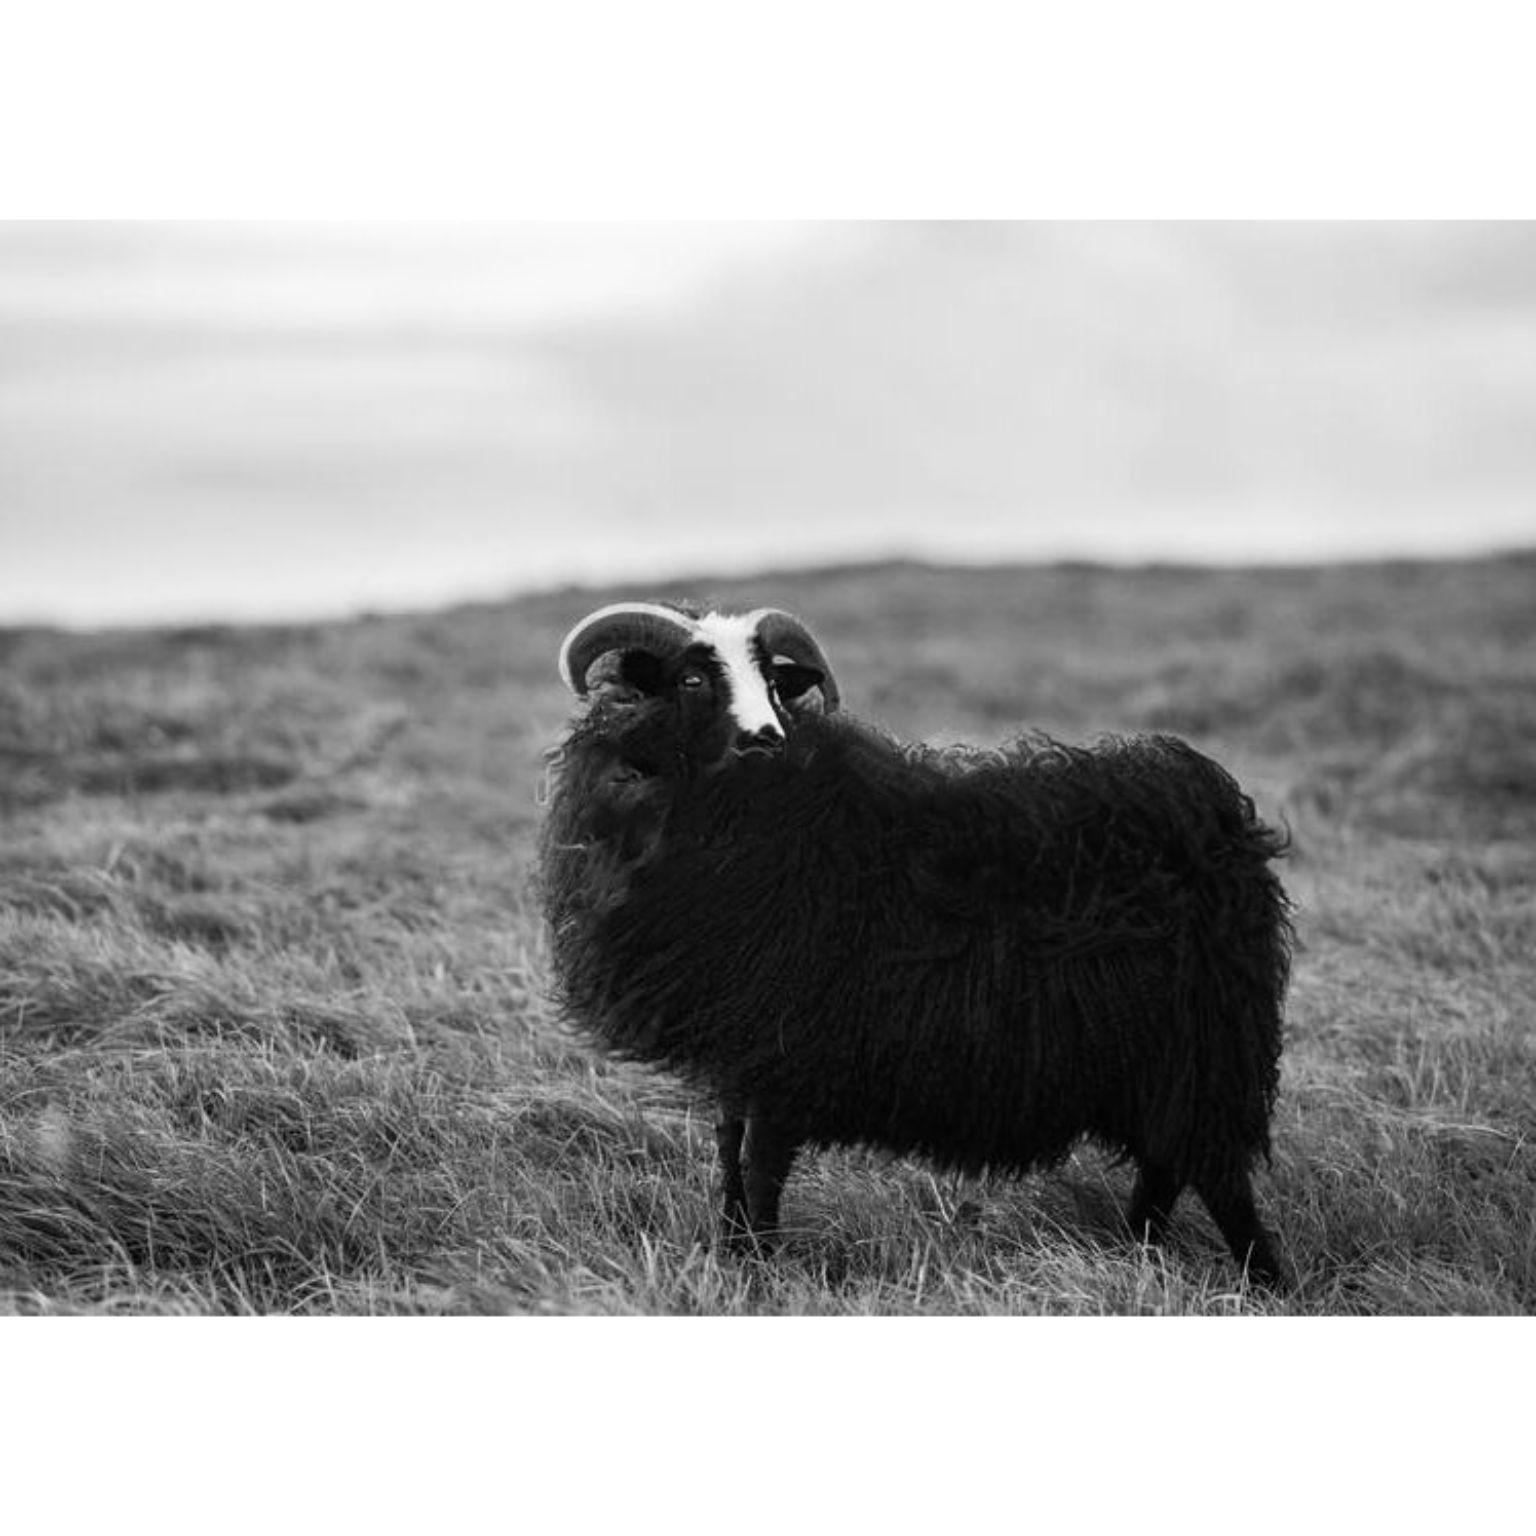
[[558, 603, 700, 695], [750, 609, 841, 713]]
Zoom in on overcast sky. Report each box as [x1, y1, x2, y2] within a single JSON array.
[[3, 221, 1534, 625]]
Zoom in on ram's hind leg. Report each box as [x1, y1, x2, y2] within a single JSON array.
[[1194, 1172, 1286, 1291], [715, 1105, 748, 1237], [1126, 1160, 1184, 1247], [740, 1115, 800, 1251]]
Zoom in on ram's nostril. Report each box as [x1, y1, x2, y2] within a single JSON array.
[[736, 727, 783, 755]]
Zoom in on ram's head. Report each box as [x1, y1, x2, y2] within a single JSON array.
[[557, 603, 840, 774]]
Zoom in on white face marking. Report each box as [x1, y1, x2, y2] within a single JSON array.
[[695, 610, 783, 738]]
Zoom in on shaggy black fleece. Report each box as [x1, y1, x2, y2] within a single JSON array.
[[540, 708, 1293, 1282]]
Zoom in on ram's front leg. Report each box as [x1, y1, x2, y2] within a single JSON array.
[[715, 1101, 748, 1237], [741, 1114, 800, 1251]]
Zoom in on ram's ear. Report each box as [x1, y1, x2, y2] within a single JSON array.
[[771, 661, 825, 703], [619, 650, 669, 695], [581, 649, 664, 702]]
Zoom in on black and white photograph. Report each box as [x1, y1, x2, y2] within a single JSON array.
[[6, 218, 1533, 1324]]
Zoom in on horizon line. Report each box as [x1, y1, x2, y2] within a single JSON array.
[[7, 543, 1534, 637]]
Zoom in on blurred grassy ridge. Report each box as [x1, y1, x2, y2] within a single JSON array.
[[1, 556, 1534, 1313]]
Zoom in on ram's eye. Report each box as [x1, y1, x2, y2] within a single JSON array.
[[679, 670, 707, 690]]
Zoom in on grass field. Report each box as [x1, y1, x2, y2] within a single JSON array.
[[2, 554, 1534, 1315]]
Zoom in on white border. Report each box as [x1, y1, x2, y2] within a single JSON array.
[[3, 4, 1534, 216]]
